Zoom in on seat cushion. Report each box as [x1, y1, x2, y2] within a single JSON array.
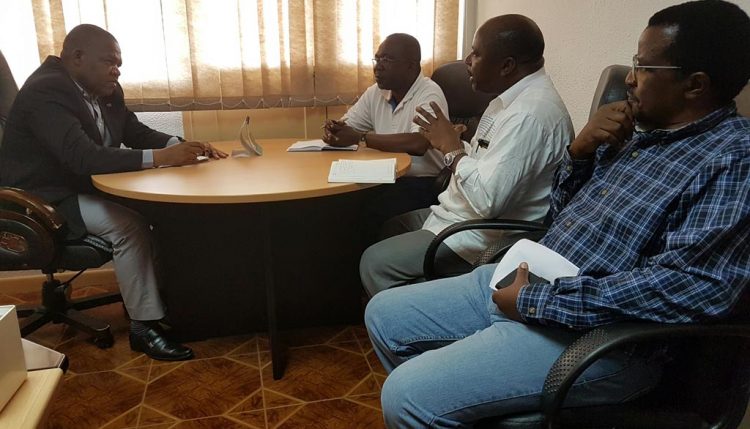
[[56, 234, 113, 271]]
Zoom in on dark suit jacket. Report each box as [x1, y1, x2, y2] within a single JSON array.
[[0, 56, 172, 239]]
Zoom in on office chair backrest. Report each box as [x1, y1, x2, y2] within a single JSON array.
[[0, 51, 18, 146], [589, 65, 630, 120], [431, 60, 497, 141]]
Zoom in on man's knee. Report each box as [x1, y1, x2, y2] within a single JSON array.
[[359, 241, 393, 297], [381, 362, 429, 427], [364, 290, 390, 336]]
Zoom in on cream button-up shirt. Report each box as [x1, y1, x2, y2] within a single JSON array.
[[423, 68, 574, 262]]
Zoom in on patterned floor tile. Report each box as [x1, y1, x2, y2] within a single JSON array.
[[280, 325, 350, 347], [137, 405, 177, 426], [45, 371, 144, 429], [145, 357, 261, 419], [185, 335, 253, 359], [261, 345, 371, 402], [230, 411, 267, 429], [347, 374, 380, 396], [100, 406, 140, 429], [275, 399, 385, 429], [171, 416, 252, 428], [265, 404, 302, 428]]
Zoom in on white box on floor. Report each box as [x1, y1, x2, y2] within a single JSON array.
[[0, 305, 27, 412]]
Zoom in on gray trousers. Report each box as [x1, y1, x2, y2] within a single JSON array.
[[359, 208, 472, 297], [78, 194, 164, 321]]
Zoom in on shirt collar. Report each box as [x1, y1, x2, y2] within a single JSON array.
[[380, 73, 424, 111], [634, 102, 738, 145], [493, 67, 547, 110], [73, 80, 98, 104]]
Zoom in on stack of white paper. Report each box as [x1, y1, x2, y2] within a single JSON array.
[[328, 158, 397, 184], [287, 139, 358, 152], [489, 239, 579, 290]]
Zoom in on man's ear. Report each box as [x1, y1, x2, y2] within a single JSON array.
[[683, 71, 711, 101], [499, 57, 516, 76]]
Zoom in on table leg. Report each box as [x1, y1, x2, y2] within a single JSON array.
[[261, 204, 285, 379]]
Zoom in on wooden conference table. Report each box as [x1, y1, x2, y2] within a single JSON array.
[[92, 139, 410, 378]]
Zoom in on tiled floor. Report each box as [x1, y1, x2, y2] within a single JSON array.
[[0, 282, 387, 429]]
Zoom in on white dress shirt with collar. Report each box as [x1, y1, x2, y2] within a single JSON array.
[[423, 68, 574, 262], [342, 74, 449, 177]]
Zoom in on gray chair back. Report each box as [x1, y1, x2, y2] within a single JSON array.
[[431, 60, 497, 141], [0, 51, 19, 146], [589, 65, 630, 120], [736, 84, 749, 118]]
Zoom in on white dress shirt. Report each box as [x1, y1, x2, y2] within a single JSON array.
[[342, 74, 449, 177], [423, 68, 574, 262]]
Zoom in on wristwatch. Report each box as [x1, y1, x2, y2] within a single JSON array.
[[443, 148, 467, 167], [360, 131, 369, 144]]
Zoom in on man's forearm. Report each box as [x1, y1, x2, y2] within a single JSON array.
[[364, 132, 431, 156]]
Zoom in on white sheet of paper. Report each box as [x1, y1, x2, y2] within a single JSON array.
[[327, 158, 396, 183], [489, 239, 579, 290]]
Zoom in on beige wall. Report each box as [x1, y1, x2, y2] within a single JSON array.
[[182, 105, 348, 142], [475, 0, 750, 132]]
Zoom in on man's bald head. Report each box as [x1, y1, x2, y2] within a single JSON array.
[[381, 33, 421, 63], [373, 33, 422, 94], [479, 14, 544, 70], [59, 24, 122, 97], [60, 24, 118, 61]]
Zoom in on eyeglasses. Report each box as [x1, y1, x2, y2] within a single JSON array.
[[631, 54, 682, 75], [371, 57, 403, 66]]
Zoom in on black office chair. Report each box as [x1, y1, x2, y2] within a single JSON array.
[[0, 50, 120, 348], [430, 60, 498, 195], [422, 65, 750, 428]]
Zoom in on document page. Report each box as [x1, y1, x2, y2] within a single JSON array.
[[489, 239, 579, 290], [328, 158, 397, 183]]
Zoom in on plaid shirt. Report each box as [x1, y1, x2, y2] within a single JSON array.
[[516, 104, 750, 329]]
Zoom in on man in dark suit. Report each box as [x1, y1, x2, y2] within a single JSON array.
[[0, 24, 225, 360]]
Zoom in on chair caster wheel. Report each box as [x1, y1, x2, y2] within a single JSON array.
[[93, 333, 114, 349]]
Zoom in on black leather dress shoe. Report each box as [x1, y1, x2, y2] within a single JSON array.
[[129, 327, 194, 361]]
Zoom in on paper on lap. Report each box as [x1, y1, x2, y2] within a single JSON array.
[[489, 239, 579, 290]]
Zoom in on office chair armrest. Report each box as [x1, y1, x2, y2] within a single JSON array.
[[539, 321, 750, 427], [423, 219, 548, 280], [0, 187, 65, 233]]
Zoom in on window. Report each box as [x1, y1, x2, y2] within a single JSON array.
[[0, 0, 460, 111]]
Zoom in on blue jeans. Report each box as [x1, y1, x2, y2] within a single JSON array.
[[365, 264, 662, 428]]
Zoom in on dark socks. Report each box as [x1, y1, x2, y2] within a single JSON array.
[[130, 320, 157, 335]]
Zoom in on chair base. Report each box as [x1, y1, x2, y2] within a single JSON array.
[[16, 277, 123, 349]]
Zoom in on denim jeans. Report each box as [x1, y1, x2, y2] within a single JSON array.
[[365, 264, 662, 428]]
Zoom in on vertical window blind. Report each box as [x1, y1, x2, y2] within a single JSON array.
[[1, 0, 459, 111]]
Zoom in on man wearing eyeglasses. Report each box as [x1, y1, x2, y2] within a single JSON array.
[[365, 1, 750, 427], [322, 33, 450, 238]]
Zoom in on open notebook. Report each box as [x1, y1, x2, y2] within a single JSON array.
[[287, 139, 358, 152], [490, 239, 580, 290], [327, 158, 396, 184]]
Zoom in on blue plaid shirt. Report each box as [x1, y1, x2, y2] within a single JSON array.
[[516, 104, 750, 329]]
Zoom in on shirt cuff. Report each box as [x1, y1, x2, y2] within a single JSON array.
[[558, 146, 594, 180], [143, 137, 180, 169], [516, 282, 555, 324], [454, 153, 477, 180], [142, 150, 154, 169]]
